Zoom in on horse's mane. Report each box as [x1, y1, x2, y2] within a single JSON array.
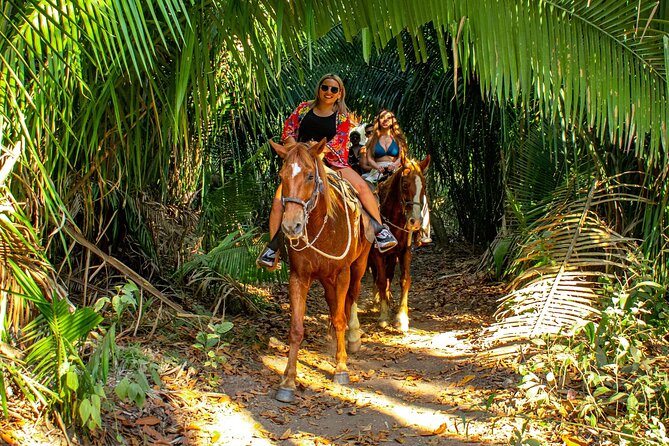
[[377, 168, 400, 204], [283, 143, 335, 217], [377, 159, 424, 205]]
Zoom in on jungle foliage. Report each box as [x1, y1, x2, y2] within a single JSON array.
[[1, 0, 668, 443]]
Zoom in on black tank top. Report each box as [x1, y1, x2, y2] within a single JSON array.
[[298, 109, 336, 143]]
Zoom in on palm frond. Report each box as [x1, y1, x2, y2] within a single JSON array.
[[176, 229, 286, 286], [3, 258, 102, 423], [0, 192, 61, 334], [262, 0, 668, 157], [174, 229, 285, 315], [485, 174, 651, 345]]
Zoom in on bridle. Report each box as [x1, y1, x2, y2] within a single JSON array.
[[280, 153, 354, 260], [402, 197, 424, 213], [281, 157, 323, 221], [382, 169, 426, 234]]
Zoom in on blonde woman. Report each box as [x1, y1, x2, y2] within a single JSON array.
[[363, 109, 432, 245], [363, 109, 408, 183]]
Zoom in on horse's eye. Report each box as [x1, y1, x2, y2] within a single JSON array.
[[306, 173, 315, 181]]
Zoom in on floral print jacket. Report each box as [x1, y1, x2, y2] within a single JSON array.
[[282, 101, 352, 168]]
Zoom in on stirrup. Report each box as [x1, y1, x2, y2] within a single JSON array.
[[256, 247, 281, 271], [375, 226, 397, 253]]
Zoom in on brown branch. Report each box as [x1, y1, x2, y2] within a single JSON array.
[[63, 224, 186, 315]]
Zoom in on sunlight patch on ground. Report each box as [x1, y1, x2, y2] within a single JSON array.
[[0, 425, 53, 446], [205, 402, 275, 445], [375, 328, 474, 358], [157, 383, 338, 445], [192, 381, 343, 445], [260, 353, 518, 443]]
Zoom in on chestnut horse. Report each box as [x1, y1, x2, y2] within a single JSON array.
[[368, 156, 430, 332], [269, 139, 372, 403]]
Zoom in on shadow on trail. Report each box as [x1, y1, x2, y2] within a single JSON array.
[[209, 243, 530, 445]]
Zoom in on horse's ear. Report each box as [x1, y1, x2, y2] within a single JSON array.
[[419, 154, 431, 172], [309, 138, 328, 157], [269, 140, 288, 159]]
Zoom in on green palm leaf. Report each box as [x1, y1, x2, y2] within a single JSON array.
[[5, 260, 102, 421], [485, 174, 651, 344]]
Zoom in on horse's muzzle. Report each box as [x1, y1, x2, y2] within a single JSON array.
[[281, 217, 306, 240], [405, 215, 422, 232]]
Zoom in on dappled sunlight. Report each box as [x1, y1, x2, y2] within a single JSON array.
[[40, 244, 553, 445], [260, 347, 521, 444], [378, 327, 475, 357], [202, 399, 275, 445], [75, 245, 548, 445]]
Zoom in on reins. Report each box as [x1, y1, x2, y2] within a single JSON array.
[[380, 168, 426, 245], [382, 199, 423, 233], [282, 155, 354, 260]]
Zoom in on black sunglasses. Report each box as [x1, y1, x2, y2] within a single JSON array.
[[365, 131, 373, 135], [320, 84, 340, 94]]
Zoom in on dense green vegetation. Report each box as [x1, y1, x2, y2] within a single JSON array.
[[1, 1, 667, 443]]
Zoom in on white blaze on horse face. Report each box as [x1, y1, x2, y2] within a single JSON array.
[[413, 176, 423, 214], [290, 162, 302, 178]]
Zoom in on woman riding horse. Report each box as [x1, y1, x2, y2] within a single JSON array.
[[363, 109, 432, 245], [257, 74, 397, 270]]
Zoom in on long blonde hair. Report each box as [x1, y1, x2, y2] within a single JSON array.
[[366, 109, 408, 163], [311, 73, 348, 115]]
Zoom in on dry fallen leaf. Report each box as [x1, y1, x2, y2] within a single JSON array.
[[418, 422, 448, 437], [142, 425, 164, 441], [433, 423, 448, 435], [0, 432, 19, 446], [136, 416, 161, 426], [186, 422, 202, 431], [562, 434, 589, 446], [457, 375, 476, 386], [280, 428, 292, 440]]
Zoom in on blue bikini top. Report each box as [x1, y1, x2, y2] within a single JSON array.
[[374, 139, 400, 158]]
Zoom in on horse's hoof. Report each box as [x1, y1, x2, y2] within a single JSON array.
[[275, 388, 295, 403], [396, 314, 409, 333], [333, 372, 350, 385], [348, 339, 362, 353], [395, 322, 409, 333]]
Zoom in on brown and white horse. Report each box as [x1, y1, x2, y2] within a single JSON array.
[[269, 139, 372, 403], [368, 156, 430, 332]]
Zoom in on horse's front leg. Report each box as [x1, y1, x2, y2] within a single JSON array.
[[345, 253, 370, 353], [369, 255, 389, 328], [276, 274, 311, 403], [323, 269, 351, 384], [396, 247, 413, 333]]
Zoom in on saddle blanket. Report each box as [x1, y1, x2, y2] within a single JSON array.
[[324, 167, 376, 243]]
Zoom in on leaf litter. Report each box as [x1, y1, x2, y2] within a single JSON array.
[[1, 242, 577, 445]]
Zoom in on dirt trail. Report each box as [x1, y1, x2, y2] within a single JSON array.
[[191, 243, 558, 446], [2, 243, 561, 446]]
